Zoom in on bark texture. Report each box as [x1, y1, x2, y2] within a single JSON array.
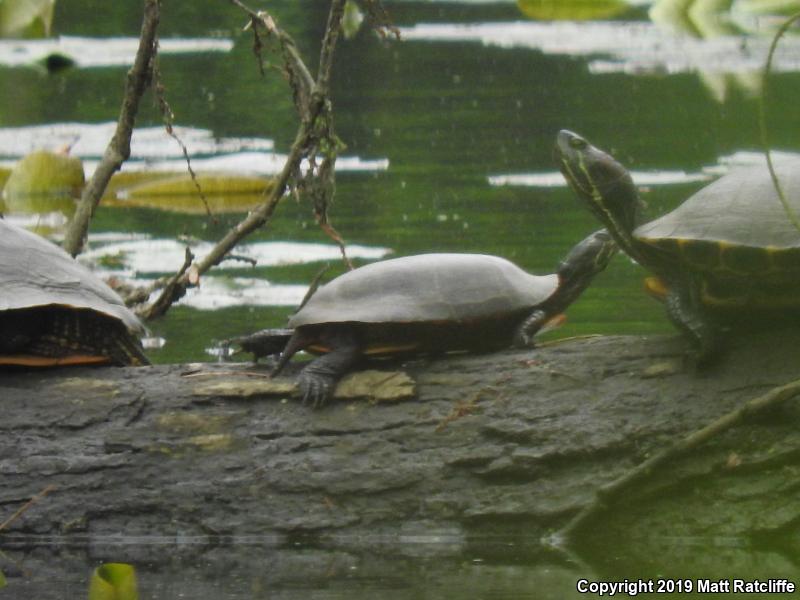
[[2, 332, 800, 594]]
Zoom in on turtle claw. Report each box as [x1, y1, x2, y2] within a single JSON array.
[[297, 370, 336, 409]]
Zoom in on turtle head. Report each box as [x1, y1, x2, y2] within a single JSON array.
[[557, 229, 617, 283], [554, 131, 641, 252], [553, 229, 617, 307]]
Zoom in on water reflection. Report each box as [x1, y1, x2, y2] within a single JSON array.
[[0, 36, 234, 68]]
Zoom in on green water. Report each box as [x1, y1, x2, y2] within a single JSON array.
[[5, 1, 796, 362], [3, 0, 800, 597]]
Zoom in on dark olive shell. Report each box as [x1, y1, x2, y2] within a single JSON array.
[[289, 254, 557, 327], [0, 219, 144, 334]]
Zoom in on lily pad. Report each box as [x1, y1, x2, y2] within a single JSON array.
[[0, 0, 54, 38], [517, 0, 629, 20], [121, 173, 273, 197], [3, 149, 84, 198], [0, 166, 10, 190], [105, 173, 275, 214], [342, 0, 364, 39], [88, 563, 138, 600]]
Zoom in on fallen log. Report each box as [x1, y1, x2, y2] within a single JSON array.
[[2, 332, 800, 594]]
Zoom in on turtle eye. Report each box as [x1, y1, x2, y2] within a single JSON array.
[[569, 137, 587, 150]]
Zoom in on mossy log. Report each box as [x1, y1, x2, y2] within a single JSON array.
[[2, 332, 800, 594]]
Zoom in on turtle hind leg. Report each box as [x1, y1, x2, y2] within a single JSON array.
[[664, 284, 718, 364], [297, 327, 362, 408]]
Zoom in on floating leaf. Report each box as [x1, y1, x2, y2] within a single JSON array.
[[0, 166, 11, 191], [517, 0, 628, 20], [3, 150, 84, 198], [342, 0, 364, 39], [88, 563, 138, 600], [121, 173, 272, 197], [1, 191, 75, 218], [0, 0, 55, 38], [105, 173, 275, 214], [102, 170, 175, 197], [735, 0, 800, 15]]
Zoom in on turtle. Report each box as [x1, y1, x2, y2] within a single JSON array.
[[231, 229, 616, 407], [0, 219, 149, 367], [554, 129, 800, 360]]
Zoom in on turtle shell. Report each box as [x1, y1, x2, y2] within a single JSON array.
[[0, 219, 143, 334], [289, 253, 557, 328], [634, 163, 800, 277]]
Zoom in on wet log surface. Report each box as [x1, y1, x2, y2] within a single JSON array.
[[2, 332, 800, 595]]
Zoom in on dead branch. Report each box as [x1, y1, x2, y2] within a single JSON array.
[[62, 0, 161, 256], [549, 377, 800, 547], [153, 60, 213, 220], [0, 485, 56, 533], [143, 0, 351, 320], [138, 247, 195, 320]]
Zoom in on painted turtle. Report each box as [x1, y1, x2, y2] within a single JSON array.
[[555, 129, 800, 359], [0, 219, 149, 367], [233, 230, 616, 407]]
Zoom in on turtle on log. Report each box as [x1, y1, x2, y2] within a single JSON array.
[[555, 129, 800, 360], [231, 230, 616, 407], [0, 219, 149, 367]]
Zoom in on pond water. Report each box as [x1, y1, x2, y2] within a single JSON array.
[[2, 0, 800, 597]]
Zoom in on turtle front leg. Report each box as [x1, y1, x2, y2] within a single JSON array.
[[298, 328, 362, 408], [512, 309, 549, 348], [664, 284, 717, 363]]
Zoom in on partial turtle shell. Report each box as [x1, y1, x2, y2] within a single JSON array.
[[635, 163, 800, 250], [289, 253, 558, 327], [0, 219, 143, 334]]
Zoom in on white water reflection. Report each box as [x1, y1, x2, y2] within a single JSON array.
[[0, 122, 272, 158], [489, 170, 713, 188], [712, 149, 800, 173], [79, 239, 391, 276], [490, 151, 800, 188], [398, 21, 800, 76], [0, 36, 233, 68], [172, 276, 309, 310], [100, 152, 390, 177], [0, 122, 389, 175]]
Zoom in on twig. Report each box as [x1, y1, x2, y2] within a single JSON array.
[[758, 10, 800, 232], [143, 0, 350, 320], [153, 59, 213, 220], [63, 0, 161, 256], [359, 0, 400, 38], [296, 264, 330, 312], [548, 377, 800, 546], [0, 484, 56, 533], [139, 247, 195, 320]]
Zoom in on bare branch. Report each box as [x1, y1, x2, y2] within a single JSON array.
[[144, 0, 350, 320], [63, 0, 161, 256], [549, 377, 800, 546], [153, 60, 214, 220], [139, 247, 195, 321], [0, 484, 56, 533]]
